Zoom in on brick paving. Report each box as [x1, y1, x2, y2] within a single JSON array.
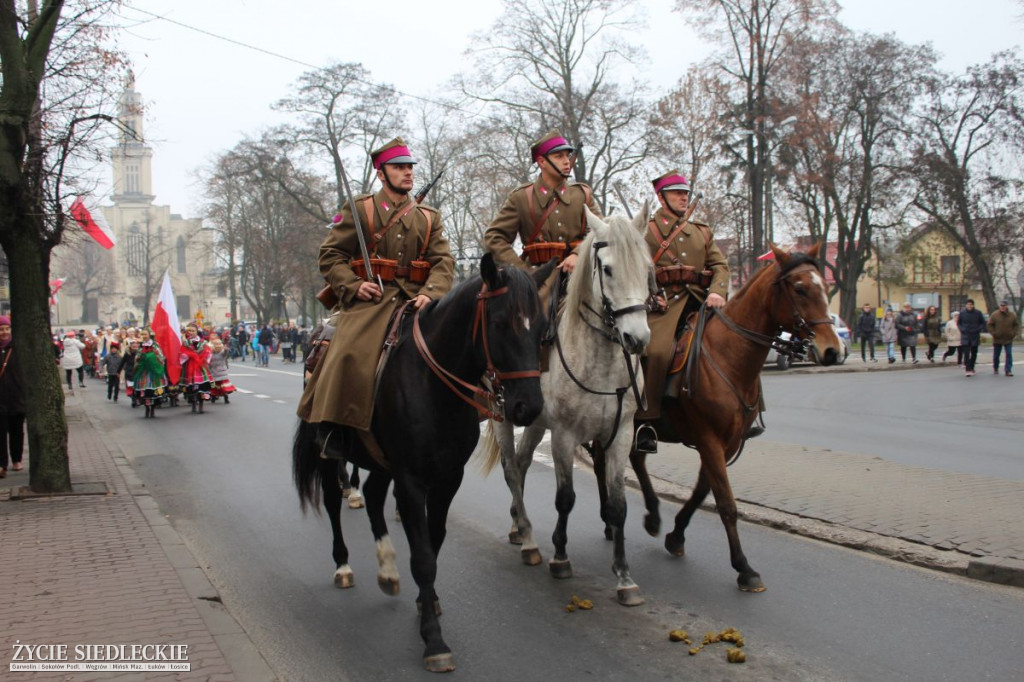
[[0, 394, 271, 680]]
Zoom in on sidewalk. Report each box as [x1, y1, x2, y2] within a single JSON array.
[[624, 359, 1024, 589], [0, 392, 277, 680]]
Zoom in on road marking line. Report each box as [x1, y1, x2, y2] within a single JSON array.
[[252, 366, 304, 378], [231, 373, 257, 377], [235, 388, 253, 394], [272, 399, 287, 404], [254, 394, 270, 399]]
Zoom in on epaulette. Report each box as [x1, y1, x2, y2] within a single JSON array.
[[416, 203, 440, 215], [690, 218, 710, 228], [512, 181, 534, 193]]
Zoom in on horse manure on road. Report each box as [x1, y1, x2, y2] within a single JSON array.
[[564, 595, 594, 612], [673, 627, 746, 662]]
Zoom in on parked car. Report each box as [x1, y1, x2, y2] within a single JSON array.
[[765, 313, 850, 370]]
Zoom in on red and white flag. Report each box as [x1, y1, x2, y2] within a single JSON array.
[[70, 197, 116, 249], [49, 277, 66, 307], [756, 250, 775, 261], [151, 272, 182, 385]]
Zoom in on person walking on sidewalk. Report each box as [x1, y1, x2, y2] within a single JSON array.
[[942, 311, 962, 365], [987, 300, 1019, 377], [957, 299, 986, 377], [101, 341, 124, 402], [257, 325, 274, 368], [895, 303, 920, 364], [855, 303, 877, 362], [0, 316, 26, 477], [880, 309, 898, 364], [61, 330, 86, 393], [922, 305, 943, 362]]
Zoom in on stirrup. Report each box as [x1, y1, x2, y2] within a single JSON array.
[[744, 424, 765, 440], [634, 423, 658, 454]]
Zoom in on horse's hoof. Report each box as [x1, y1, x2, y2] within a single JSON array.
[[341, 487, 351, 499], [423, 653, 456, 673], [664, 533, 685, 557], [644, 514, 661, 537], [333, 568, 354, 589], [348, 493, 365, 509], [417, 599, 443, 616], [549, 558, 572, 579], [617, 585, 645, 607], [738, 574, 766, 593], [521, 548, 542, 566], [508, 530, 523, 545], [377, 576, 400, 596]]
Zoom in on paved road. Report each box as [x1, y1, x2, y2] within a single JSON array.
[[761, 361, 1024, 480], [80, 362, 1024, 681]]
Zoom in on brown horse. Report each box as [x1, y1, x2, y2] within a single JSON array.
[[595, 242, 842, 593]]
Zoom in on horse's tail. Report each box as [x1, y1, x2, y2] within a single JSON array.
[[292, 419, 323, 515], [474, 419, 502, 477]]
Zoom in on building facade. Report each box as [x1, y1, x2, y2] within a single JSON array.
[[52, 80, 231, 330]]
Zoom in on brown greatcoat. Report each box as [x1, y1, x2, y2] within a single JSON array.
[[637, 207, 730, 420], [987, 308, 1020, 344], [297, 190, 454, 430], [483, 177, 601, 304]]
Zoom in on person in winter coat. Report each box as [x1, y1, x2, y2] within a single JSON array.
[[987, 300, 1020, 377], [60, 330, 87, 393], [257, 325, 274, 367], [895, 303, 920, 364], [957, 299, 986, 377], [101, 341, 124, 401], [880, 309, 898, 364], [855, 303, 877, 362], [921, 305, 943, 362], [121, 339, 139, 402], [942, 311, 962, 365], [208, 337, 235, 403], [0, 316, 26, 477]]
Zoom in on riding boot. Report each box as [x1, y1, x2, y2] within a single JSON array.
[[634, 423, 658, 454], [663, 371, 682, 399], [316, 422, 351, 460]]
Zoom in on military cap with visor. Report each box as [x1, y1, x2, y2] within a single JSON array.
[[371, 137, 417, 169], [531, 130, 575, 162], [652, 170, 691, 194]]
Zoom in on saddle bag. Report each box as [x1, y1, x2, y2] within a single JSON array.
[[656, 265, 713, 288], [352, 257, 399, 283]]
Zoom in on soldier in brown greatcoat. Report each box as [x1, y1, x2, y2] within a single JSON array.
[[635, 170, 729, 453], [483, 130, 602, 305], [298, 138, 455, 454]]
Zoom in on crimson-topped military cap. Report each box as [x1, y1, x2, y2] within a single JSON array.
[[371, 137, 417, 169], [652, 170, 690, 193], [531, 130, 575, 162]]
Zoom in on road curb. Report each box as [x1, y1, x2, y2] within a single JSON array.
[[573, 449, 1024, 588], [80, 403, 279, 681]]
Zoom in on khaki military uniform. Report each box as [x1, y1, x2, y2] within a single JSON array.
[[298, 190, 454, 430], [483, 177, 601, 304], [637, 207, 729, 420]]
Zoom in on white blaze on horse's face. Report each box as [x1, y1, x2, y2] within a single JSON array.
[[521, 315, 531, 332], [809, 270, 829, 310]]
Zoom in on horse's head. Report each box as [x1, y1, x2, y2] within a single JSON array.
[[478, 253, 547, 426], [569, 206, 654, 355], [768, 241, 843, 366]]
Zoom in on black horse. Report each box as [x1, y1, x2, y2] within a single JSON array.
[[294, 254, 550, 672]]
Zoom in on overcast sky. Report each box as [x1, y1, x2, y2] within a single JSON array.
[[106, 0, 1022, 218]]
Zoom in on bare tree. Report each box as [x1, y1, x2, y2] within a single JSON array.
[[910, 50, 1024, 311], [674, 0, 838, 271], [52, 236, 114, 322], [0, 0, 127, 492], [461, 0, 651, 208], [777, 32, 935, 322]]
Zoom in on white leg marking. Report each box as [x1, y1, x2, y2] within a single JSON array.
[[376, 536, 400, 584]]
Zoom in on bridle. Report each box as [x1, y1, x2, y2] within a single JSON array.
[[554, 239, 650, 449], [413, 281, 540, 423]]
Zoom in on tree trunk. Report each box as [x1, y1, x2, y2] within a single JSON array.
[[2, 221, 71, 493]]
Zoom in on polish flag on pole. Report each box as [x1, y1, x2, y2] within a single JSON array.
[[756, 250, 775, 261], [152, 272, 182, 385], [49, 277, 66, 307], [70, 197, 116, 249]]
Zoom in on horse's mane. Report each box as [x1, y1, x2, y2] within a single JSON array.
[[563, 213, 650, 335], [428, 262, 540, 325], [728, 251, 820, 303]]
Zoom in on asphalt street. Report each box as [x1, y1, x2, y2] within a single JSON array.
[[81, 362, 1024, 681]]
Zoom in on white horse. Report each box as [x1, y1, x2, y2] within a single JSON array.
[[480, 206, 654, 605]]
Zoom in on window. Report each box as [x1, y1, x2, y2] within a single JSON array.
[[176, 295, 191, 320], [217, 281, 228, 298], [941, 255, 961, 284], [176, 236, 187, 274], [126, 163, 139, 193], [126, 225, 144, 277], [948, 295, 967, 314], [911, 257, 926, 284]]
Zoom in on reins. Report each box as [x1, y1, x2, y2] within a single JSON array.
[[551, 239, 649, 450], [413, 282, 540, 422]]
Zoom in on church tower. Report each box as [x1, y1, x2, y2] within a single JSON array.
[[110, 72, 155, 205]]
